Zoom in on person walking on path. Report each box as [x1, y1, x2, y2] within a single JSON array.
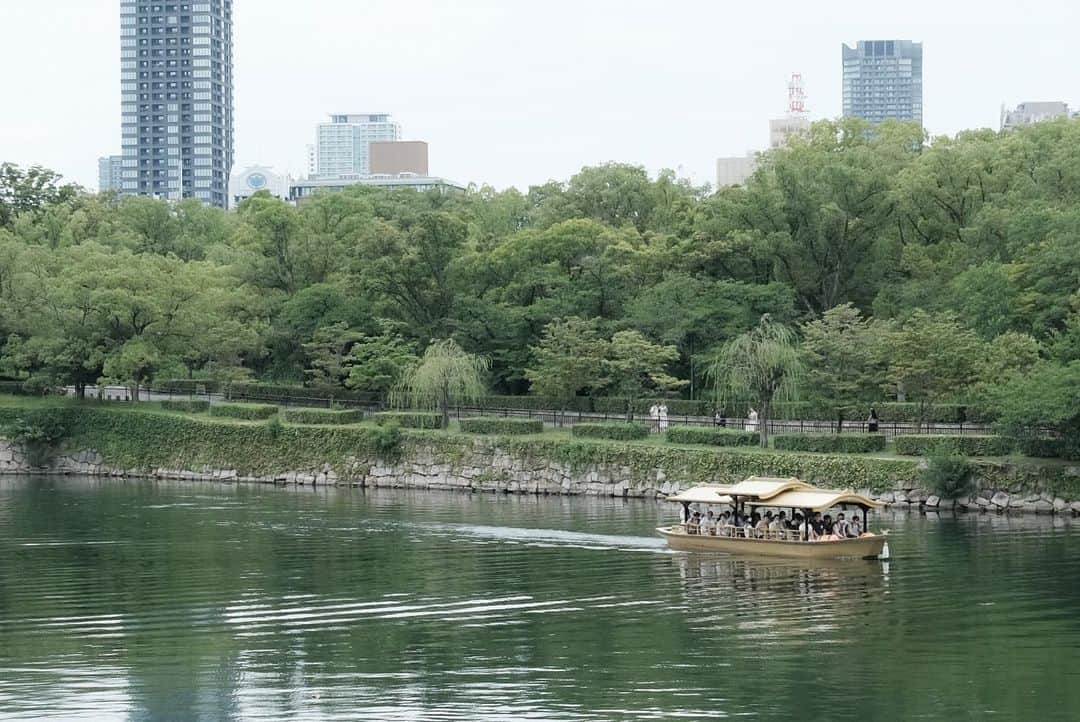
[[867, 408, 880, 433], [658, 403, 669, 432], [745, 408, 758, 433], [649, 402, 661, 433]]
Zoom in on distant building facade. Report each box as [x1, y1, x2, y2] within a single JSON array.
[[119, 0, 235, 208], [98, 155, 124, 193], [842, 40, 923, 126], [290, 174, 465, 203], [1000, 102, 1072, 131], [769, 116, 810, 148], [229, 166, 293, 205], [716, 155, 758, 187], [370, 141, 429, 176], [313, 113, 401, 177]]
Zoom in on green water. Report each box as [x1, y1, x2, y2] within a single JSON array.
[[1, 476, 1079, 721]]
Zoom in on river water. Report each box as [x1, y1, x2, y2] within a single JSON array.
[[1, 475, 1078, 721]]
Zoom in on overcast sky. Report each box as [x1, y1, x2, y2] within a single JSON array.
[[1, 0, 1076, 192]]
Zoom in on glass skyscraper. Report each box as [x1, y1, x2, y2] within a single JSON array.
[[842, 40, 923, 126], [120, 1, 234, 208]]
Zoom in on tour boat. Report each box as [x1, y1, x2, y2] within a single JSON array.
[[656, 476, 887, 559]]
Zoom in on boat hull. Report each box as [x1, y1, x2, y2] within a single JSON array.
[[656, 526, 886, 559]]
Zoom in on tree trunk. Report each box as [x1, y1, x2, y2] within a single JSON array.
[[625, 398, 633, 424], [76, 383, 86, 400], [131, 384, 140, 402], [759, 400, 770, 448], [836, 410, 844, 434], [439, 382, 450, 429]]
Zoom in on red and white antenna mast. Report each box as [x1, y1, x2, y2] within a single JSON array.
[[787, 72, 808, 117]]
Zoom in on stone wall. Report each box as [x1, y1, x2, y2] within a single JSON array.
[[1, 438, 1078, 514]]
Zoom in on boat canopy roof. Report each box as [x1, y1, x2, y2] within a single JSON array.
[[666, 477, 883, 511]]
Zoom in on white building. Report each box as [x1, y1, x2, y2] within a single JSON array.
[[98, 155, 123, 193], [716, 154, 759, 188], [229, 166, 293, 205], [769, 116, 810, 149], [314, 113, 401, 177], [1000, 102, 1073, 131], [290, 174, 465, 203]]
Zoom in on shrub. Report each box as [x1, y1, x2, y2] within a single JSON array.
[[161, 400, 211, 414], [151, 379, 223, 395], [773, 433, 886, 454], [571, 422, 649, 440], [921, 445, 975, 499], [894, 434, 1015, 457], [478, 395, 593, 413], [281, 407, 365, 425], [665, 427, 757, 447], [374, 412, 441, 429], [225, 382, 379, 404], [209, 402, 279, 421], [460, 417, 544, 435], [1016, 437, 1066, 459], [2, 410, 71, 466]]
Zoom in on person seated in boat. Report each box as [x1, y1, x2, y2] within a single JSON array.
[[847, 516, 863, 538], [834, 513, 850, 538], [701, 510, 716, 536], [751, 512, 768, 538], [769, 511, 786, 533], [822, 514, 835, 535], [809, 512, 825, 540], [718, 510, 734, 536], [686, 512, 701, 535]]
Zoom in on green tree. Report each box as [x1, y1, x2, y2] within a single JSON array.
[[606, 330, 685, 422], [708, 315, 802, 447], [344, 325, 418, 395], [984, 361, 1080, 460], [102, 340, 161, 401], [525, 317, 609, 416], [0, 163, 79, 228], [393, 338, 489, 429], [886, 311, 984, 426], [801, 303, 890, 431], [301, 322, 366, 387]]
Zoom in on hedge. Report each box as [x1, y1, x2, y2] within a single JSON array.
[[665, 427, 757, 447], [160, 400, 211, 414], [374, 412, 442, 429], [773, 433, 887, 454], [281, 407, 365, 425], [1014, 437, 1077, 460], [894, 434, 1015, 457], [459, 417, 544, 435], [571, 422, 649, 441], [209, 402, 280, 420], [151, 379, 223, 394], [226, 383, 378, 404]]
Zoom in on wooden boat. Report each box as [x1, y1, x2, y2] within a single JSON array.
[[657, 476, 887, 559]]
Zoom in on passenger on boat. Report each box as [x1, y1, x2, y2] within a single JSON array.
[[753, 513, 769, 538], [809, 512, 825, 540], [822, 514, 835, 535], [769, 511, 786, 532], [848, 515, 862, 538], [719, 511, 733, 536], [686, 512, 701, 534], [834, 513, 850, 538], [701, 510, 716, 536]]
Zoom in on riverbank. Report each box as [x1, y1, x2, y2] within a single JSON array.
[[1, 400, 1078, 513]]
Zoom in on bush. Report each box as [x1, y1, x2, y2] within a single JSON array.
[[665, 427, 757, 447], [209, 402, 280, 421], [921, 446, 975, 499], [374, 412, 442, 429], [571, 422, 649, 440], [281, 407, 365, 425], [2, 410, 71, 466], [894, 434, 1015, 457], [226, 382, 378, 404], [459, 417, 544, 435], [477, 395, 593, 413], [0, 380, 32, 396], [773, 433, 887, 454], [1016, 437, 1067, 459], [151, 379, 223, 394], [161, 400, 211, 414]]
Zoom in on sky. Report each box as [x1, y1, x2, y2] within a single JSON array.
[[1, 0, 1077, 192]]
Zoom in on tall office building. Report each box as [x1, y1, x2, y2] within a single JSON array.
[[842, 40, 923, 126], [314, 114, 401, 177], [120, 1, 235, 208], [98, 155, 124, 193]]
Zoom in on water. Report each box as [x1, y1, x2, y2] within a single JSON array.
[[1, 476, 1079, 721]]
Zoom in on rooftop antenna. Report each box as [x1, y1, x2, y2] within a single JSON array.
[[787, 72, 808, 117]]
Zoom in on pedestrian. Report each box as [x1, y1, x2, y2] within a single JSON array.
[[649, 401, 660, 433], [714, 408, 727, 428], [867, 407, 879, 433], [658, 402, 669, 432], [745, 408, 758, 433]]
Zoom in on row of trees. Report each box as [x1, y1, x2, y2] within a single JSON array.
[[1, 116, 1079, 450]]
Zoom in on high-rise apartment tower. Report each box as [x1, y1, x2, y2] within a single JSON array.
[[120, 1, 235, 208], [313, 114, 401, 178], [842, 40, 923, 126]]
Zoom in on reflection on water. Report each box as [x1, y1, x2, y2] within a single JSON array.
[[0, 477, 1079, 720]]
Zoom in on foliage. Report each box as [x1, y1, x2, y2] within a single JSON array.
[[459, 417, 544, 435], [2, 409, 71, 466], [0, 163, 80, 228], [373, 412, 442, 429], [392, 338, 489, 429], [160, 400, 211, 414], [525, 317, 609, 409], [921, 446, 975, 499], [708, 315, 802, 447], [571, 422, 649, 440], [664, 427, 757, 447], [894, 435, 1015, 457], [343, 324, 418, 395], [606, 330, 685, 421], [280, 407, 365, 425], [772, 433, 887, 454], [209, 402, 280, 420], [982, 361, 1080, 460]]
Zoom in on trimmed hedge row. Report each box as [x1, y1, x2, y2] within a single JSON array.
[[1016, 437, 1068, 459], [571, 423, 650, 441], [281, 407, 365, 425], [227, 382, 378, 403], [160, 400, 211, 414], [665, 427, 757, 447], [374, 412, 442, 429], [773, 433, 887, 454], [894, 434, 1015, 457], [209, 403, 280, 420], [459, 417, 544, 435]]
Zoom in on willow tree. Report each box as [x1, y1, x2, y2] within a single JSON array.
[[708, 316, 802, 447], [393, 339, 489, 429]]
